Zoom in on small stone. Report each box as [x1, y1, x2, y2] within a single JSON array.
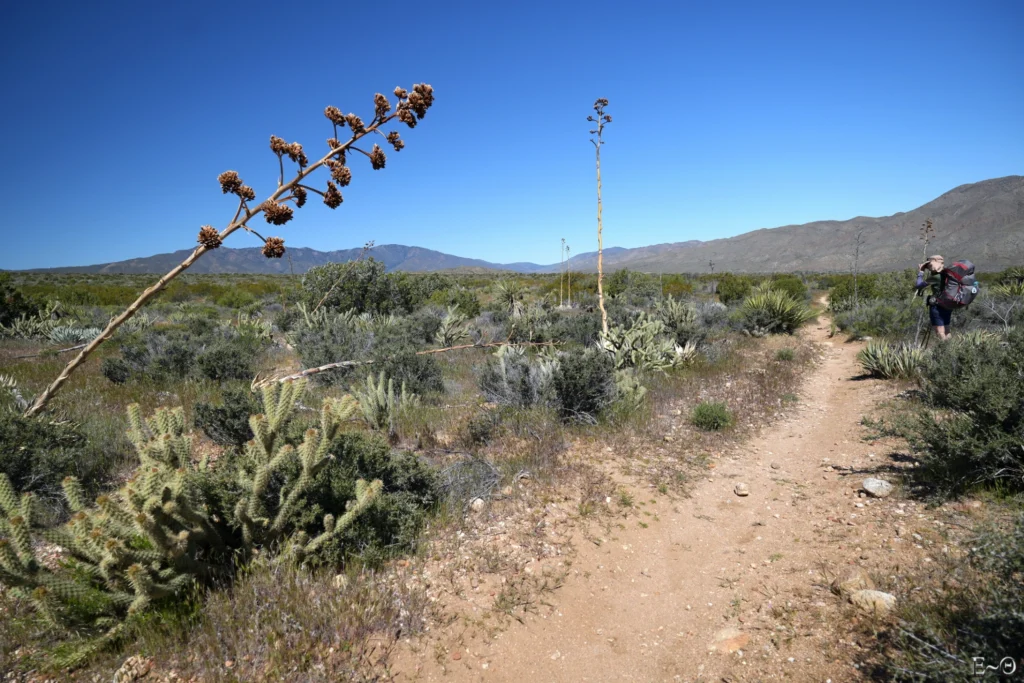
[[671, 409, 682, 416], [831, 569, 875, 596], [849, 589, 896, 616], [470, 497, 485, 512], [452, 652, 462, 661], [770, 462, 780, 470], [862, 478, 894, 498], [734, 483, 750, 497], [709, 626, 749, 653], [664, 435, 675, 443]]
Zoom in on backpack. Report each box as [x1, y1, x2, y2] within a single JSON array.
[[935, 260, 980, 309]]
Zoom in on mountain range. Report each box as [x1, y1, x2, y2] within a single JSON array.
[[20, 175, 1024, 275]]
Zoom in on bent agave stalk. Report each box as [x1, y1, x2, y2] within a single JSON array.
[[26, 84, 435, 417]]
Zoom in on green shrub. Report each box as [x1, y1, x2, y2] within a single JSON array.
[[834, 298, 921, 341], [716, 273, 752, 305], [196, 341, 257, 382], [654, 297, 707, 348], [768, 274, 808, 301], [691, 401, 732, 431], [775, 348, 795, 362], [739, 285, 813, 335], [477, 347, 553, 408], [100, 357, 131, 385], [302, 258, 402, 315], [0, 273, 40, 327], [551, 348, 616, 422], [193, 388, 259, 449], [857, 341, 925, 379], [0, 413, 85, 497]]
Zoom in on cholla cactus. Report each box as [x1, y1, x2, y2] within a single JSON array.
[[434, 306, 469, 347], [598, 314, 695, 372], [227, 312, 273, 341], [352, 372, 418, 435], [354, 311, 399, 333]]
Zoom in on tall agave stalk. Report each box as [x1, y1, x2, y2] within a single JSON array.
[[589, 98, 612, 335], [25, 84, 436, 417]]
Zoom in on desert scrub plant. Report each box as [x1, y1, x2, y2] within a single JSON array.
[[477, 345, 555, 408], [494, 278, 526, 317], [434, 305, 469, 347], [598, 313, 697, 372], [551, 348, 616, 423], [654, 296, 707, 348], [26, 83, 436, 416], [775, 348, 795, 362], [352, 371, 418, 436], [739, 283, 813, 336], [691, 401, 733, 431], [834, 297, 919, 341], [193, 387, 259, 450], [857, 341, 925, 379]]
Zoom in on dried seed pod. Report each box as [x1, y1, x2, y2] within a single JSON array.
[[324, 106, 345, 125], [262, 237, 286, 258], [327, 137, 342, 149], [345, 113, 366, 135], [217, 171, 243, 195], [324, 181, 343, 209], [374, 93, 391, 119], [408, 83, 434, 118], [269, 135, 289, 155], [397, 102, 416, 128], [603, 114, 613, 123], [287, 142, 308, 167], [369, 144, 386, 170], [238, 185, 256, 202], [292, 186, 307, 208], [261, 200, 294, 225], [197, 225, 223, 249], [393, 86, 408, 99], [386, 131, 404, 151], [330, 163, 352, 186]]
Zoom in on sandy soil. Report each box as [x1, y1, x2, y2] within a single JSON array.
[[395, 320, 928, 682]]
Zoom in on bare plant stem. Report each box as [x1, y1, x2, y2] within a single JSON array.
[[25, 106, 405, 417], [566, 244, 572, 307], [262, 340, 559, 385], [589, 99, 611, 335]]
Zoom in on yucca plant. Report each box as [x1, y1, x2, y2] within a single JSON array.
[[495, 279, 526, 317], [352, 371, 419, 436], [434, 305, 469, 347], [47, 326, 101, 345], [857, 341, 925, 379], [740, 284, 813, 336], [26, 83, 436, 417]]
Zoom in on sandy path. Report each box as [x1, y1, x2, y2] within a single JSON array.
[[403, 321, 889, 682]]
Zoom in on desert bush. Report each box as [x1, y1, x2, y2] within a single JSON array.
[[716, 273, 753, 305], [196, 340, 259, 382], [434, 306, 469, 347], [691, 401, 732, 431], [551, 348, 617, 422], [605, 268, 660, 305], [477, 346, 554, 408], [0, 273, 40, 327], [371, 344, 444, 398], [193, 388, 259, 450], [835, 297, 921, 341], [535, 308, 603, 346], [0, 413, 87, 499], [898, 329, 1024, 496], [301, 258, 400, 315], [775, 348, 795, 362], [739, 284, 813, 336], [427, 285, 480, 317], [654, 297, 707, 348], [857, 341, 925, 379], [868, 514, 1024, 682], [768, 274, 808, 301], [352, 372, 419, 436]]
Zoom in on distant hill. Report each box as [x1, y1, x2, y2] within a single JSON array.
[[20, 176, 1023, 275]]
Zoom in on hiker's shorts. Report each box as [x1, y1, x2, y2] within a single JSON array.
[[929, 304, 952, 328]]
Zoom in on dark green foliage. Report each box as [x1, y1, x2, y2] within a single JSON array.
[[463, 409, 504, 446], [834, 297, 921, 341], [551, 349, 616, 422], [0, 273, 40, 327], [273, 305, 302, 333], [196, 339, 258, 382], [904, 330, 1024, 496], [691, 401, 732, 431], [775, 348, 795, 362], [0, 412, 84, 497], [427, 286, 481, 318], [539, 309, 603, 347], [828, 270, 916, 312], [716, 274, 752, 305], [869, 514, 1024, 682], [293, 317, 370, 386], [193, 388, 259, 449], [101, 358, 131, 385], [605, 269, 660, 305], [301, 259, 449, 315], [768, 274, 807, 301], [477, 351, 551, 408], [370, 327, 444, 396]]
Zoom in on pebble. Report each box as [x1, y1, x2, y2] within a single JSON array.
[[470, 497, 486, 512], [734, 483, 750, 497], [849, 589, 897, 616], [770, 462, 780, 469], [862, 478, 894, 498]]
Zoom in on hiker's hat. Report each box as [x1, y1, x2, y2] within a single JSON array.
[[927, 255, 944, 271]]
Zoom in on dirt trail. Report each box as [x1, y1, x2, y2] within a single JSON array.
[[402, 321, 895, 682]]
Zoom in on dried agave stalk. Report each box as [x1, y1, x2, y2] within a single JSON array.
[[26, 84, 435, 417], [588, 98, 612, 335]]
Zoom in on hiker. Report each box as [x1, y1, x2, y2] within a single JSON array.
[[916, 255, 952, 340]]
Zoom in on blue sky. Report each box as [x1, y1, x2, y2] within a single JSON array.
[[1, 0, 1021, 269]]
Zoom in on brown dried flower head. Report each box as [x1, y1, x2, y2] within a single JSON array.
[[369, 144, 386, 170], [287, 142, 308, 166], [330, 163, 352, 186], [386, 131, 404, 151], [217, 170, 243, 195], [197, 225, 222, 249], [239, 185, 256, 202], [603, 114, 612, 123], [261, 199, 294, 225], [262, 237, 286, 259], [324, 106, 345, 126], [397, 102, 417, 128], [374, 93, 392, 119], [327, 137, 342, 149], [346, 113, 366, 135], [269, 135, 289, 155], [292, 185, 307, 208], [408, 83, 435, 119], [594, 98, 609, 109], [324, 181, 343, 209], [394, 86, 408, 99]]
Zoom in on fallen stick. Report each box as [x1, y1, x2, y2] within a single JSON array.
[[12, 343, 89, 360]]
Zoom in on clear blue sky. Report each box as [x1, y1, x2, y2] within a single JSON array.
[[1, 0, 1021, 269]]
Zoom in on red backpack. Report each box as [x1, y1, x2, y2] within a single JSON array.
[[935, 260, 979, 309]]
